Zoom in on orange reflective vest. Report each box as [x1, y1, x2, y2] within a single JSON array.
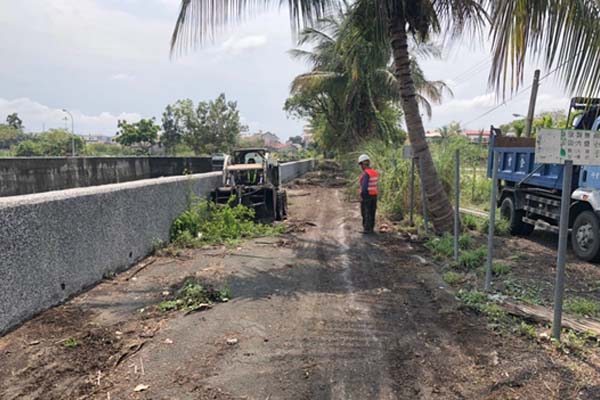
[[359, 168, 379, 196]]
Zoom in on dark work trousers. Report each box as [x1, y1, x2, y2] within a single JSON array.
[[361, 194, 377, 232]]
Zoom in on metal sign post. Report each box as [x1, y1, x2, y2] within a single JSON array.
[[552, 160, 573, 340], [454, 150, 460, 262], [484, 151, 499, 291], [418, 156, 429, 234], [409, 158, 415, 226]]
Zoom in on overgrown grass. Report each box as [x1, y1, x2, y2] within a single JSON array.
[[425, 233, 473, 260], [477, 213, 511, 236], [170, 198, 284, 247], [341, 137, 490, 222], [442, 271, 464, 286], [492, 262, 512, 276], [564, 297, 600, 318], [158, 277, 231, 313], [455, 246, 487, 270]]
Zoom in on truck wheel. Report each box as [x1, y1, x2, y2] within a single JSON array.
[[500, 196, 534, 235], [571, 211, 600, 262]]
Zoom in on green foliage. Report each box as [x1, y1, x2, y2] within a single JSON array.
[[517, 322, 537, 339], [158, 277, 231, 313], [13, 129, 85, 157], [169, 94, 246, 156], [564, 297, 600, 317], [502, 279, 544, 305], [426, 233, 473, 261], [0, 124, 27, 149], [115, 118, 159, 153], [82, 142, 136, 156], [456, 246, 487, 270], [170, 198, 283, 247], [442, 271, 463, 286], [63, 338, 80, 348], [478, 213, 511, 236], [161, 104, 183, 155], [457, 289, 488, 308], [480, 303, 507, 321], [461, 214, 480, 230], [492, 262, 512, 276]]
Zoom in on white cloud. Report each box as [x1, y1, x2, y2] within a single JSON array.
[[0, 97, 141, 135], [221, 35, 269, 55], [109, 73, 136, 81]]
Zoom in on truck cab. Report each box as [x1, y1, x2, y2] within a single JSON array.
[[491, 97, 600, 261]]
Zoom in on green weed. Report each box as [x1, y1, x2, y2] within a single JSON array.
[[517, 322, 537, 339], [63, 338, 79, 348], [456, 246, 487, 270], [502, 279, 544, 305], [158, 278, 231, 313], [461, 214, 481, 230], [478, 213, 511, 236], [457, 289, 488, 308], [170, 198, 284, 247], [426, 233, 473, 260], [442, 271, 464, 286], [564, 297, 600, 318], [480, 303, 507, 321], [492, 262, 512, 276]]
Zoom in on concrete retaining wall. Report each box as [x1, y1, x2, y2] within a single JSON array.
[[0, 172, 222, 335], [280, 159, 316, 184], [0, 157, 213, 197], [0, 159, 315, 335]]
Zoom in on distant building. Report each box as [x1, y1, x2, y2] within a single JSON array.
[[462, 130, 491, 144], [302, 125, 314, 148], [84, 135, 114, 144], [425, 130, 442, 143], [243, 130, 281, 147]]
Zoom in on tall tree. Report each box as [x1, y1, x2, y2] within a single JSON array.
[[6, 113, 23, 130], [169, 94, 245, 155], [170, 0, 600, 233], [161, 105, 183, 155], [115, 118, 159, 154]]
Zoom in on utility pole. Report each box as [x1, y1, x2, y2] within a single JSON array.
[[524, 69, 540, 138]]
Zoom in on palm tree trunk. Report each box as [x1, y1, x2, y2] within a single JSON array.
[[390, 18, 454, 233]]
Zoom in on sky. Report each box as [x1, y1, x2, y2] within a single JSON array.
[[0, 0, 574, 140]]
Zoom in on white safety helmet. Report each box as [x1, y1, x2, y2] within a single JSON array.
[[358, 154, 370, 164]]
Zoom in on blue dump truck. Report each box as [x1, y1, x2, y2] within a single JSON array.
[[489, 97, 600, 261]]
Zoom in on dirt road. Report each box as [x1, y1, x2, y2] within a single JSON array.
[[1, 173, 598, 399]]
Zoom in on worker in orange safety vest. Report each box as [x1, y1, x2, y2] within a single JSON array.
[[358, 154, 378, 234]]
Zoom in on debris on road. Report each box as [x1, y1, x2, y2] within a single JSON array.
[[226, 338, 239, 346], [133, 384, 149, 392]]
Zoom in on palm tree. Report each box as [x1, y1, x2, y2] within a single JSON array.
[[170, 0, 600, 233]]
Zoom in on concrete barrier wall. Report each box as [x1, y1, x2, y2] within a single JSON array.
[[0, 157, 213, 197], [0, 172, 222, 335], [0, 159, 315, 335], [280, 159, 316, 184]]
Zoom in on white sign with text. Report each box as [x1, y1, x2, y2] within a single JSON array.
[[535, 128, 600, 166]]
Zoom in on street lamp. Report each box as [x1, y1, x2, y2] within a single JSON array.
[[62, 108, 76, 157]]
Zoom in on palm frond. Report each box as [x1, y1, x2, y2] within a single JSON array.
[[489, 0, 600, 96], [170, 0, 337, 56]]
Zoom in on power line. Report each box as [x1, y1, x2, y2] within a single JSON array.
[[461, 56, 577, 127]]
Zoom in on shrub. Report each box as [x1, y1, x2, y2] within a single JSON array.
[[426, 233, 473, 260], [518, 322, 537, 339], [457, 289, 488, 307], [170, 198, 283, 246]]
